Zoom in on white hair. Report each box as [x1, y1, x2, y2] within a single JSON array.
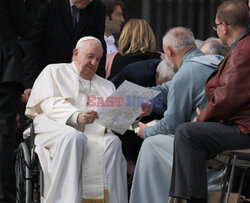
[[200, 37, 229, 56], [75, 36, 102, 49], [162, 27, 196, 52], [156, 60, 175, 83], [195, 39, 204, 49]]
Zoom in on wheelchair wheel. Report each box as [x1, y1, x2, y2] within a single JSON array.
[[15, 142, 32, 203]]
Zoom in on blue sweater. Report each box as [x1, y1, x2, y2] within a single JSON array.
[[143, 49, 224, 138]]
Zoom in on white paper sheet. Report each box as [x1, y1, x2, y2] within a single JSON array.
[[94, 80, 160, 135]]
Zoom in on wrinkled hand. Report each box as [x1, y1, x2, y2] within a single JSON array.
[[192, 107, 201, 122], [140, 101, 153, 117], [77, 110, 99, 125], [21, 88, 32, 103], [136, 122, 147, 139]]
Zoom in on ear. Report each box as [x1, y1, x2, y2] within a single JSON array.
[[73, 48, 78, 59], [166, 46, 174, 59], [163, 45, 172, 56], [105, 15, 111, 23]]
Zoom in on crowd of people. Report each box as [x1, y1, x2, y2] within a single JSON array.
[[0, 0, 249, 203]]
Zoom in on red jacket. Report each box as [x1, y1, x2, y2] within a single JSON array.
[[197, 30, 250, 134]]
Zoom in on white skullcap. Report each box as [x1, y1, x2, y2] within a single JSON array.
[[76, 36, 102, 48]]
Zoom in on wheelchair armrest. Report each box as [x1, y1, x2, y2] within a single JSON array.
[[23, 119, 35, 149], [23, 118, 33, 130]]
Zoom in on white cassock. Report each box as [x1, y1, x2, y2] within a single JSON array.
[[25, 62, 128, 203]]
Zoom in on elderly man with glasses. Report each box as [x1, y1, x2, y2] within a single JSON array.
[[169, 1, 250, 202]]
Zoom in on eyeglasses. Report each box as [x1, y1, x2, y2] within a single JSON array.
[[213, 23, 223, 31]]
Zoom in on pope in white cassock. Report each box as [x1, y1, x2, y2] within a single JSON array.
[[25, 36, 128, 203]]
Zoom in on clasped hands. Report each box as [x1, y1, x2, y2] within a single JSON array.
[[77, 110, 99, 125]]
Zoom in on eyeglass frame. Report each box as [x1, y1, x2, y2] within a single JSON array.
[[212, 22, 223, 31]]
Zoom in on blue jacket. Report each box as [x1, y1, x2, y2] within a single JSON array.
[[111, 59, 162, 88], [143, 49, 224, 138]]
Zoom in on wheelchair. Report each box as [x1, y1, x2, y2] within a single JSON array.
[[15, 119, 43, 203]]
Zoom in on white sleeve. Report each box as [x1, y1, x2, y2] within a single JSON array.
[[40, 97, 81, 125], [67, 112, 81, 125]]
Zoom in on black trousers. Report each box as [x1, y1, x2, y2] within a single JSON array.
[[169, 122, 250, 200], [0, 82, 22, 203]]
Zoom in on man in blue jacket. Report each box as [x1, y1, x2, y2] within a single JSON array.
[[129, 27, 224, 203]]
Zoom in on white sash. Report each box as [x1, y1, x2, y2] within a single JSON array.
[[81, 123, 108, 203]]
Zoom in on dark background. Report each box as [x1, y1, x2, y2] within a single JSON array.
[[121, 0, 248, 50]]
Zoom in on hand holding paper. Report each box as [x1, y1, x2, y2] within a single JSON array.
[[95, 80, 160, 135]]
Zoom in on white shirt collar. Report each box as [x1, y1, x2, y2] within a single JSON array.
[[69, 0, 74, 7], [104, 35, 118, 54], [104, 35, 115, 45]]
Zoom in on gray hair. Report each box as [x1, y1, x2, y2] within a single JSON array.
[[195, 39, 204, 49], [162, 27, 196, 52], [156, 60, 176, 83], [201, 37, 229, 57]]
